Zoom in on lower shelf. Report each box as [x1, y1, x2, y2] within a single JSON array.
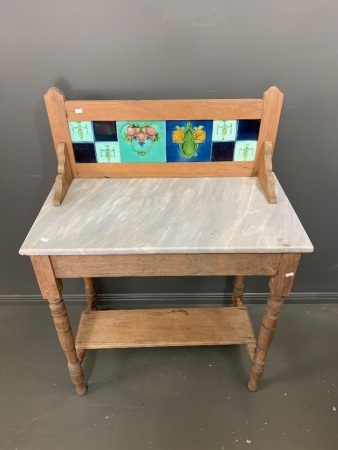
[[75, 307, 256, 350]]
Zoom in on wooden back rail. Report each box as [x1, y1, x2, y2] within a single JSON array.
[[44, 87, 284, 205]]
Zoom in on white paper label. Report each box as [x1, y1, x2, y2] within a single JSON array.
[[75, 108, 83, 114], [285, 272, 294, 277]]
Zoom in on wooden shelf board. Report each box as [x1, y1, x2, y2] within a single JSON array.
[[75, 307, 256, 349]]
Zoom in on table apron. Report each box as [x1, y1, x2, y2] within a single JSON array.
[[49, 253, 282, 278]]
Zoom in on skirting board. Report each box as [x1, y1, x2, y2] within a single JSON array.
[[0, 292, 337, 306]]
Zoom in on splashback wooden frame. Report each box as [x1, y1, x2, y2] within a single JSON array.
[[44, 86, 283, 205]]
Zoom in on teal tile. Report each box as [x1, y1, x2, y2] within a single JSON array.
[[212, 120, 238, 142], [117, 121, 166, 163], [234, 141, 257, 161], [95, 142, 121, 163], [68, 121, 94, 143]]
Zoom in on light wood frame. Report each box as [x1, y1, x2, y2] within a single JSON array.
[[45, 86, 284, 204]]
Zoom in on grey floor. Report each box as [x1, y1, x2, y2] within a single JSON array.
[[1, 302, 337, 450]]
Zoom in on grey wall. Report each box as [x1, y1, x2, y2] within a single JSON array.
[[1, 0, 337, 299]]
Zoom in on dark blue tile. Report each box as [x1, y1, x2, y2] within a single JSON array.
[[211, 142, 235, 161], [93, 121, 117, 141], [73, 143, 97, 163], [166, 120, 213, 162], [237, 120, 260, 141]]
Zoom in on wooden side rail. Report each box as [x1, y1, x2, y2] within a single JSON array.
[[258, 141, 277, 204], [53, 143, 73, 206]]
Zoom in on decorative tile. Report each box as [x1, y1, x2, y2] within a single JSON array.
[[68, 121, 94, 143], [212, 120, 238, 142], [234, 141, 257, 162], [166, 120, 213, 162], [93, 121, 117, 142], [237, 120, 260, 141], [211, 142, 235, 161], [116, 121, 166, 163], [73, 143, 97, 163], [95, 142, 121, 163], [68, 118, 261, 164]]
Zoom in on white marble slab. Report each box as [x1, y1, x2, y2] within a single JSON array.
[[19, 175, 313, 255]]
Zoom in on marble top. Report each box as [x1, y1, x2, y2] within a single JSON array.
[[19, 175, 313, 256]]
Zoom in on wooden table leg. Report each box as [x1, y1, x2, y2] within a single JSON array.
[[232, 276, 256, 360], [232, 275, 245, 307], [248, 253, 300, 392], [48, 297, 87, 395], [84, 277, 98, 311], [31, 256, 87, 395], [77, 277, 99, 363]]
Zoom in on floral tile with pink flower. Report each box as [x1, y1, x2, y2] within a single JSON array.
[[116, 121, 166, 163]]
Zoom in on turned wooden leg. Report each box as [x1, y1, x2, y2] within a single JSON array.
[[30, 256, 87, 395], [232, 275, 245, 307], [78, 278, 98, 363], [76, 348, 87, 364], [248, 294, 284, 391], [248, 254, 301, 392], [232, 276, 256, 360], [48, 298, 87, 396], [84, 277, 98, 311], [246, 343, 256, 361]]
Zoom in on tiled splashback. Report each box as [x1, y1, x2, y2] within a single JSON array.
[[68, 120, 260, 163]]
